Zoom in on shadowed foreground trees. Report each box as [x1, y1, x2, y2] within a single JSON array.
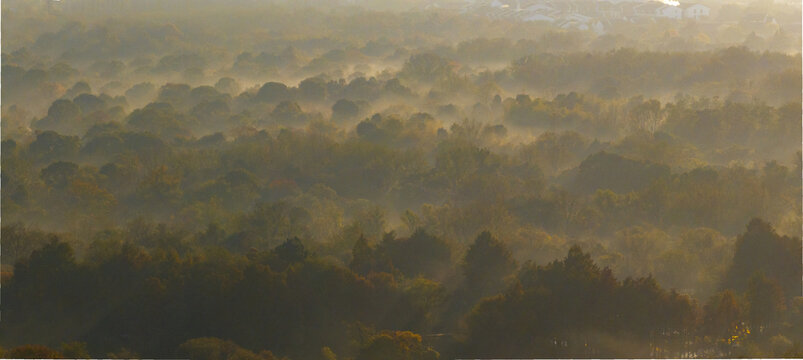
[[1, 218, 801, 358], [179, 338, 286, 360], [463, 246, 696, 358], [356, 331, 439, 360], [723, 218, 802, 299]]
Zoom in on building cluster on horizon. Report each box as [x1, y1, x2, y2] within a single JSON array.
[[424, 0, 712, 34]]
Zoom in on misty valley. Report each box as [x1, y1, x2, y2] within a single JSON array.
[[0, 0, 801, 359]]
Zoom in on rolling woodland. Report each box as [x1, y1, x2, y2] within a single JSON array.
[[1, 0, 801, 358]]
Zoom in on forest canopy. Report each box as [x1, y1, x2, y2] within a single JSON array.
[[1, 0, 801, 359]]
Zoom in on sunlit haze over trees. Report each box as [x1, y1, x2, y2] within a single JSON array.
[[1, 0, 801, 358]]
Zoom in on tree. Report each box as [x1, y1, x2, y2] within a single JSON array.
[[746, 272, 786, 333], [40, 161, 79, 190], [1, 223, 50, 266], [81, 133, 125, 158], [356, 331, 439, 360], [73, 93, 108, 114], [464, 245, 695, 358], [60, 342, 90, 358], [125, 82, 156, 105], [400, 53, 456, 84], [463, 231, 517, 295], [298, 77, 327, 102], [33, 99, 82, 134], [127, 102, 192, 138], [190, 86, 226, 106], [215, 77, 241, 96], [378, 230, 452, 279], [724, 218, 802, 299], [331, 99, 360, 122], [574, 151, 670, 195], [520, 131, 590, 175], [271, 101, 305, 125], [136, 165, 182, 211], [350, 234, 374, 275], [191, 99, 231, 131], [28, 131, 80, 163], [178, 337, 280, 360], [383, 78, 414, 99], [234, 202, 311, 251], [272, 237, 309, 265], [702, 290, 743, 340], [256, 82, 290, 103], [16, 238, 77, 276], [6, 345, 63, 359], [156, 83, 192, 109], [66, 81, 92, 97], [629, 98, 665, 133]]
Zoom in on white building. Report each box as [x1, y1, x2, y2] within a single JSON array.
[[656, 5, 683, 19], [681, 4, 710, 20]]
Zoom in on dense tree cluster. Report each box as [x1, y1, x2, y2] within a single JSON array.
[[1, 221, 799, 358], [1, 0, 801, 358]]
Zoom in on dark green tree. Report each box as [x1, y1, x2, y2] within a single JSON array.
[[463, 231, 517, 295]]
